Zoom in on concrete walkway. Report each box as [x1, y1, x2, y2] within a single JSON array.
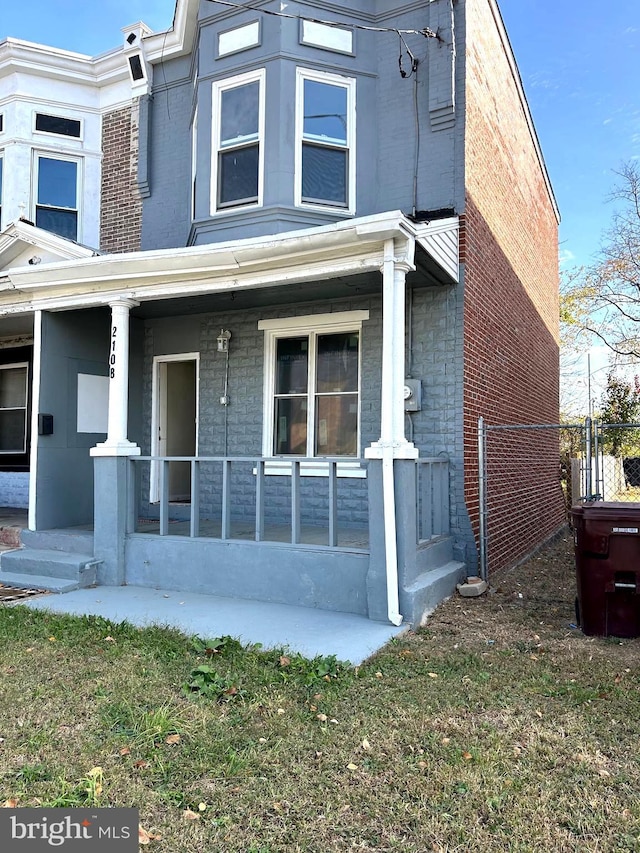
[[21, 586, 406, 665]]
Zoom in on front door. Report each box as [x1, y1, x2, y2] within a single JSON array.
[[151, 354, 199, 503]]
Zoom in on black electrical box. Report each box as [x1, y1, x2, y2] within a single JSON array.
[[38, 413, 54, 435]]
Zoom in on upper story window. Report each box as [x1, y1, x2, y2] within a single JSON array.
[[0, 155, 3, 229], [34, 113, 82, 139], [35, 155, 79, 241], [295, 68, 356, 213], [211, 69, 265, 212]]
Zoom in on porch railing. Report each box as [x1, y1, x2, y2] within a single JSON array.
[[417, 457, 450, 542], [127, 455, 452, 551], [128, 456, 370, 550]]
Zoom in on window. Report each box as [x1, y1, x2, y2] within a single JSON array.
[[35, 155, 79, 241], [0, 363, 28, 454], [211, 69, 265, 211], [35, 113, 81, 139], [0, 155, 3, 229], [259, 311, 368, 464], [296, 68, 355, 212]]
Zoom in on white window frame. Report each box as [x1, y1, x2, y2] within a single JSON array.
[[210, 68, 265, 214], [191, 105, 198, 221], [258, 311, 368, 477], [295, 67, 356, 215], [0, 361, 29, 455], [32, 151, 82, 242]]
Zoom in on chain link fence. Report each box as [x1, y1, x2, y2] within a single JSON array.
[[478, 417, 640, 580]]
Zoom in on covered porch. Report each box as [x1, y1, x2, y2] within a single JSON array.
[[0, 211, 465, 625]]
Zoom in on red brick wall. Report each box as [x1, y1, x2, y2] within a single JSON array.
[[100, 103, 142, 254], [463, 0, 563, 571]]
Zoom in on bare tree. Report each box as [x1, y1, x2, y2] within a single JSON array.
[[566, 162, 640, 358]]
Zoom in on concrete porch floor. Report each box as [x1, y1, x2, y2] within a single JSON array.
[[0, 507, 402, 663], [20, 586, 405, 665]]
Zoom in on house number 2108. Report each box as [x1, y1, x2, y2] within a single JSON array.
[[110, 325, 117, 378]]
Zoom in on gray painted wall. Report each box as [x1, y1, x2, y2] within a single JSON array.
[[141, 0, 465, 250], [35, 309, 110, 529]]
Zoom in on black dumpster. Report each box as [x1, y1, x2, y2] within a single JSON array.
[[571, 502, 640, 638]]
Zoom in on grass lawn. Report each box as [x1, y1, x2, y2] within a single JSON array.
[[1, 531, 640, 852]]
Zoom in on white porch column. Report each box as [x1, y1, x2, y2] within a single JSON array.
[[91, 299, 140, 457], [365, 238, 418, 461], [365, 238, 418, 627]]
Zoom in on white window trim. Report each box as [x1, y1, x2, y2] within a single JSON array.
[[191, 105, 198, 221], [32, 151, 82, 243], [294, 67, 356, 215], [0, 361, 29, 455], [32, 110, 84, 142], [210, 68, 265, 215], [259, 311, 368, 477]]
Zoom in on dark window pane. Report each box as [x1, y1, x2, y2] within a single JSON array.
[[37, 158, 77, 209], [302, 144, 346, 205], [221, 82, 259, 145], [274, 397, 307, 455], [218, 145, 258, 205], [303, 80, 347, 143], [316, 333, 358, 393], [0, 367, 27, 408], [36, 207, 78, 241], [315, 394, 357, 456], [35, 113, 81, 138], [276, 337, 308, 394], [0, 410, 26, 453]]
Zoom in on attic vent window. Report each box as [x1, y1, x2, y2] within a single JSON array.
[[128, 54, 145, 82], [35, 113, 81, 139]]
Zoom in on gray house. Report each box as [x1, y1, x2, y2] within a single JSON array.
[[0, 0, 561, 625]]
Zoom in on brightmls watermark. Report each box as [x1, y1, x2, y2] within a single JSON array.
[[0, 809, 138, 851]]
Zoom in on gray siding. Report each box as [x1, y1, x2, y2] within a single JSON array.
[[141, 0, 465, 250], [35, 309, 110, 529]]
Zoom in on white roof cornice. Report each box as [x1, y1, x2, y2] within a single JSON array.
[[0, 38, 129, 89]]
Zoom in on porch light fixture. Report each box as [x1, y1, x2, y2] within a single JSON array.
[[217, 329, 231, 353]]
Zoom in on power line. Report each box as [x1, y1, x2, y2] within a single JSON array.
[[204, 0, 440, 41]]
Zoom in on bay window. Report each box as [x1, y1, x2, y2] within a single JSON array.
[[211, 69, 265, 211], [296, 68, 355, 212]]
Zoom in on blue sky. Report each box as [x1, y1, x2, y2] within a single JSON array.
[[1, 0, 638, 271]]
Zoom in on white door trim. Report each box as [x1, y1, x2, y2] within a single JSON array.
[[150, 352, 200, 503]]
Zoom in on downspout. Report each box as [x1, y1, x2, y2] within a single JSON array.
[[381, 239, 403, 627], [382, 451, 403, 626]]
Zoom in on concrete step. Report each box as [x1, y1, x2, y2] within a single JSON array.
[[21, 529, 94, 555], [416, 534, 454, 571], [1, 548, 99, 585], [0, 571, 80, 593], [402, 560, 466, 626]]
